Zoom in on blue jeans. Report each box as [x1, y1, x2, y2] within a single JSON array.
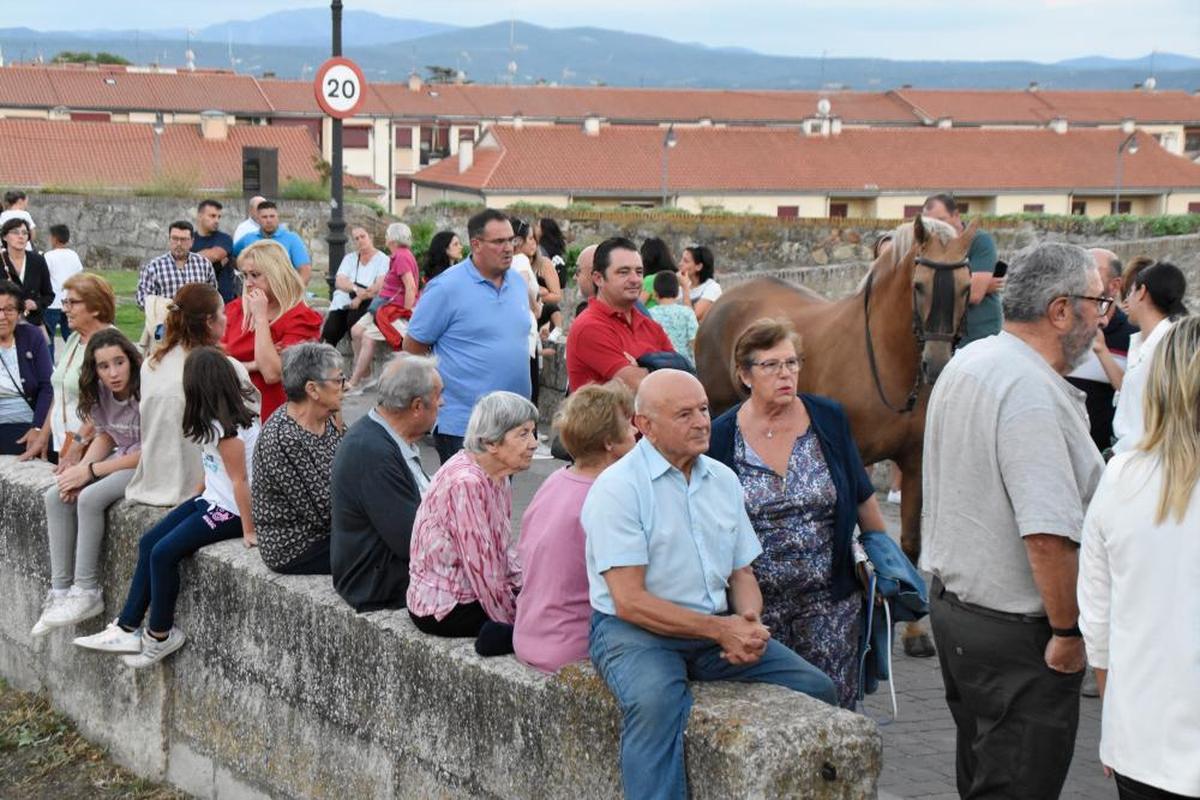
[[117, 497, 242, 632], [589, 611, 837, 800], [43, 309, 70, 356]]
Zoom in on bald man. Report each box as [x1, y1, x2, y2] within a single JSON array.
[[1066, 247, 1138, 451], [582, 370, 836, 800], [233, 195, 267, 245]]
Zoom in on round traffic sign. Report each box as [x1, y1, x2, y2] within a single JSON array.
[[313, 57, 367, 119]]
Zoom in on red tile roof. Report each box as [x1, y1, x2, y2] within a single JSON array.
[[1033, 90, 1200, 124], [413, 124, 1200, 194], [892, 88, 1200, 125], [0, 118, 324, 190]]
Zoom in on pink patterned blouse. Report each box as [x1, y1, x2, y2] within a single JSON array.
[[406, 451, 523, 623]]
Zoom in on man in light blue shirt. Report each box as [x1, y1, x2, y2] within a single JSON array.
[[231, 200, 312, 288], [582, 370, 836, 800], [403, 209, 532, 463]]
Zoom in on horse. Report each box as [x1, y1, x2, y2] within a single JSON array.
[[694, 215, 976, 656]]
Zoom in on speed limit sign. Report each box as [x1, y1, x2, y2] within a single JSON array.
[[314, 57, 367, 119]]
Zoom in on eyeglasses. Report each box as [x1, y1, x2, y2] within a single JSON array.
[[749, 357, 803, 375], [313, 376, 348, 389], [1066, 295, 1115, 315], [478, 236, 521, 248], [0, 305, 19, 316], [169, 235, 193, 244], [62, 298, 86, 308]]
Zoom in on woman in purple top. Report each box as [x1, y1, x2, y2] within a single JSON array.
[[347, 222, 420, 391], [33, 329, 143, 637], [513, 382, 636, 673]]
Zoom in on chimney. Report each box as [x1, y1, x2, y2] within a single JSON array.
[[936, 117, 953, 129], [199, 110, 228, 141], [513, 112, 524, 130], [1048, 117, 1068, 134], [698, 117, 713, 127], [1121, 117, 1136, 134], [458, 137, 475, 173], [408, 72, 423, 92], [830, 117, 843, 136], [582, 115, 601, 136]]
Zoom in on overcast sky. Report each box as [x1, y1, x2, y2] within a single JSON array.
[[8, 0, 1198, 62]]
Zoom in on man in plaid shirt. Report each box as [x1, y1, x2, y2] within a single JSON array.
[[135, 221, 217, 309]]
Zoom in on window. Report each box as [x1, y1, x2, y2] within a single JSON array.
[[394, 127, 413, 148], [902, 204, 924, 218], [420, 124, 451, 164], [1022, 204, 1045, 213], [776, 206, 799, 219], [1185, 128, 1200, 153], [828, 202, 848, 218], [1110, 200, 1131, 214], [394, 177, 413, 199], [1071, 201, 1087, 216], [1187, 202, 1200, 213], [344, 127, 370, 148], [458, 128, 475, 143]]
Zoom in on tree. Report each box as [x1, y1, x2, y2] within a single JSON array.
[[424, 65, 463, 85], [52, 51, 131, 65]]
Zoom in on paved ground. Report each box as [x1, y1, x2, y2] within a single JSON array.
[[341, 391, 1114, 800]]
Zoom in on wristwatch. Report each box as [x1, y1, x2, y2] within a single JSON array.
[[1051, 624, 1082, 638]]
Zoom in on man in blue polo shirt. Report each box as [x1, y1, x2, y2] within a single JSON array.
[[232, 200, 312, 288], [403, 208, 531, 463], [583, 369, 836, 800]]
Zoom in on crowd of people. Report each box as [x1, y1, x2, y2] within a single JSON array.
[[1, 190, 1196, 800]]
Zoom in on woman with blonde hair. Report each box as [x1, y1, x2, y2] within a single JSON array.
[[1079, 315, 1200, 799], [222, 239, 321, 420]]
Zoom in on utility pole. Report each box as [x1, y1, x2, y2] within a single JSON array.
[[326, 0, 347, 299]]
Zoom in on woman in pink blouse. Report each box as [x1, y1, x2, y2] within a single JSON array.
[[407, 391, 539, 656], [513, 383, 636, 673]]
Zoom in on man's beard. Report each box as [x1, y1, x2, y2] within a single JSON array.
[[1062, 315, 1095, 370]]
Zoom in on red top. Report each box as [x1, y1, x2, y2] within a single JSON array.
[[221, 297, 322, 420], [566, 296, 674, 392], [381, 248, 419, 308]]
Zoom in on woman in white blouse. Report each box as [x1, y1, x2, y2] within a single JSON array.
[[1078, 315, 1200, 800], [1111, 261, 1188, 454], [677, 245, 721, 323]]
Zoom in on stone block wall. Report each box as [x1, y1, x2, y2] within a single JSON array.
[[0, 459, 883, 799]]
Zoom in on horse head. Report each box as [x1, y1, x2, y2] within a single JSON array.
[[908, 215, 975, 384]]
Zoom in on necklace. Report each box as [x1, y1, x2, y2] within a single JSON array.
[[766, 429, 776, 439]]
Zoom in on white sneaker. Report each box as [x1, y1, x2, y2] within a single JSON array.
[[30, 589, 70, 638], [122, 628, 186, 669], [43, 586, 103, 628], [887, 489, 902, 505], [73, 620, 143, 654]]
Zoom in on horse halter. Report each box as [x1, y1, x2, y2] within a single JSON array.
[[863, 252, 970, 414]]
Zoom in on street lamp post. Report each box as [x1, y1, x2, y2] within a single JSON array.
[[1113, 131, 1138, 215], [151, 112, 165, 177], [660, 124, 677, 208], [326, 0, 347, 298]]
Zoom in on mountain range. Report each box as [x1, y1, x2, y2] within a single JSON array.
[[1, 11, 1197, 91]]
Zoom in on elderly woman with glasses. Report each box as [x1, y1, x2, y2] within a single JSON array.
[[251, 342, 346, 575], [407, 390, 538, 657], [707, 317, 886, 708]]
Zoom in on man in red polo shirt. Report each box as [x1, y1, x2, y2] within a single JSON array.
[[567, 236, 674, 392]]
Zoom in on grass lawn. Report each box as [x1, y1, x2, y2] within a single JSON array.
[[101, 270, 144, 342]]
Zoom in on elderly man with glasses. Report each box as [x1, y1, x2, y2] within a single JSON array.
[[403, 209, 532, 463], [921, 242, 1108, 799]]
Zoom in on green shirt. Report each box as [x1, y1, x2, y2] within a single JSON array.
[[961, 229, 1002, 346]]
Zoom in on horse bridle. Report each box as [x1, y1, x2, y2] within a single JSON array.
[[863, 254, 970, 413]]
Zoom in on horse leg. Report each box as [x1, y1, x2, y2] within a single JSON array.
[[898, 452, 936, 658]]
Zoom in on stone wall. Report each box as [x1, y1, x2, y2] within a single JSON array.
[[0, 459, 883, 800]]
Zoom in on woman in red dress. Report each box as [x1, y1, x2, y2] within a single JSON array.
[[222, 240, 321, 421]]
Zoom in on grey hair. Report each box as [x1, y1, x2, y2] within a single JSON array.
[[464, 391, 539, 454], [386, 222, 413, 247], [377, 353, 440, 410], [1003, 242, 1094, 323], [281, 342, 342, 402]]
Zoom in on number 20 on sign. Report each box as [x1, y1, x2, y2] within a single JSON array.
[[314, 57, 367, 119]]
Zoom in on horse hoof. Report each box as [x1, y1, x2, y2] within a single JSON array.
[[903, 633, 936, 658]]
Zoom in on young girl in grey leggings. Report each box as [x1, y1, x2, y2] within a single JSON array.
[[32, 329, 142, 636]]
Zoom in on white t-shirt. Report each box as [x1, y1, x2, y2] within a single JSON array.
[[509, 254, 541, 359], [1112, 317, 1174, 454], [329, 250, 390, 311], [201, 420, 261, 515], [43, 249, 84, 310], [0, 342, 32, 424], [689, 278, 722, 305], [232, 218, 259, 247]]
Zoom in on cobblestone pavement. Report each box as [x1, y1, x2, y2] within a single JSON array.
[[342, 394, 1114, 799]]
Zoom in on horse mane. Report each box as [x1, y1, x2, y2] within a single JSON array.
[[856, 216, 959, 292]]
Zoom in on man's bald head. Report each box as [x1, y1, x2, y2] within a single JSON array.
[[576, 244, 599, 299], [1088, 248, 1120, 283], [636, 369, 702, 416], [249, 195, 267, 222], [634, 370, 711, 468]]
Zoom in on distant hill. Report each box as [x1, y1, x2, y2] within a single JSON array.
[[1, 15, 1197, 91]]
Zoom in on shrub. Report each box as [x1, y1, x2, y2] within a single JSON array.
[[280, 179, 330, 201]]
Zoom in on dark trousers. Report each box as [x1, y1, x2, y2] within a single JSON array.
[[320, 306, 368, 347], [215, 265, 240, 304], [529, 356, 540, 406], [43, 308, 70, 356], [432, 429, 464, 465], [118, 497, 243, 632], [930, 581, 1083, 800], [1115, 774, 1192, 800], [0, 422, 31, 455], [409, 601, 514, 656], [272, 537, 331, 576]]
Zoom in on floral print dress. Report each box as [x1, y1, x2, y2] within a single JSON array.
[[734, 426, 861, 708]]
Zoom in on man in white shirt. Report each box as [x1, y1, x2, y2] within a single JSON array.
[[232, 196, 266, 245], [42, 224, 84, 353]]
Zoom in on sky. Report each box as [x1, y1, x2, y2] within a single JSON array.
[[8, 0, 1199, 62]]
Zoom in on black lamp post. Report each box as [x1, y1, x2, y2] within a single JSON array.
[[660, 124, 677, 208], [1113, 131, 1139, 215], [326, 0, 347, 297]]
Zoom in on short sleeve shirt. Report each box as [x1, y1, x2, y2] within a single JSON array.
[[961, 229, 1002, 345], [583, 438, 762, 616], [232, 229, 310, 269], [330, 250, 390, 311], [921, 331, 1104, 614], [565, 297, 675, 392], [648, 304, 699, 366], [380, 248, 419, 307], [90, 385, 141, 456], [192, 230, 235, 273], [405, 259, 532, 437]]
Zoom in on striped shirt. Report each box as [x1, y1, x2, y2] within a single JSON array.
[[136, 251, 216, 309], [406, 450, 522, 623]]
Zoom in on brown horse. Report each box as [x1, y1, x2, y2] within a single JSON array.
[[695, 216, 976, 654]]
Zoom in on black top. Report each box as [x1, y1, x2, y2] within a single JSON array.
[[192, 230, 235, 274], [330, 414, 422, 612], [2, 248, 54, 328]]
